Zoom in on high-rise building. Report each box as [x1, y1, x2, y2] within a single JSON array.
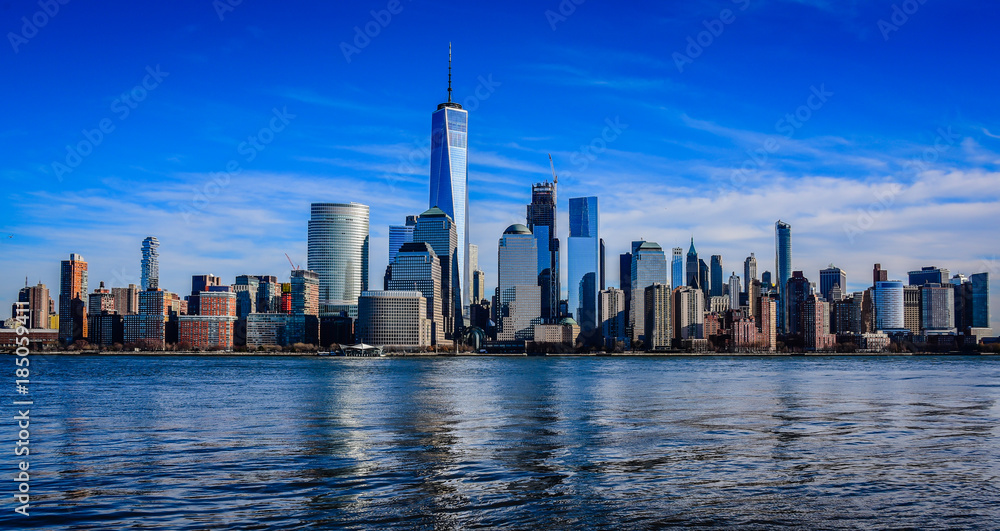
[[357, 291, 430, 348], [630, 241, 667, 343], [567, 197, 600, 336], [820, 265, 847, 302], [804, 294, 835, 351], [179, 291, 236, 350], [388, 241, 443, 345], [920, 283, 955, 333], [775, 221, 792, 333], [429, 46, 470, 313], [643, 283, 672, 350], [673, 286, 704, 340], [761, 271, 773, 292], [873, 263, 888, 286], [141, 236, 159, 291], [472, 270, 486, 304], [686, 238, 699, 289], [526, 180, 559, 321], [874, 280, 905, 331], [413, 206, 460, 337], [599, 287, 626, 350], [287, 269, 320, 345], [187, 275, 222, 316], [16, 283, 51, 330], [672, 247, 684, 291], [728, 272, 741, 310], [124, 289, 165, 349], [233, 275, 259, 318], [59, 253, 88, 344], [699, 259, 710, 300], [760, 296, 777, 352], [600, 239, 606, 291], [743, 253, 757, 293], [785, 271, 811, 336], [308, 202, 370, 317], [246, 313, 288, 348], [904, 285, 921, 334], [710, 255, 724, 297], [908, 266, 950, 287], [970, 273, 990, 331], [255, 275, 281, 314], [952, 275, 972, 333], [497, 224, 541, 341], [111, 284, 139, 315], [388, 215, 419, 264]]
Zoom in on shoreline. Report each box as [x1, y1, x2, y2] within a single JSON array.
[[8, 350, 997, 357]]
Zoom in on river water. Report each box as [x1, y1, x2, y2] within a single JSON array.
[[4, 355, 999, 529]]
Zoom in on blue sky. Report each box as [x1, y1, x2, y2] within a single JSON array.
[[2, 0, 999, 332]]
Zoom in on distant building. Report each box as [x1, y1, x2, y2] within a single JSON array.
[[388, 215, 419, 264], [775, 221, 792, 332], [698, 259, 710, 302], [356, 290, 430, 348], [187, 274, 222, 316], [619, 250, 633, 331], [141, 236, 159, 291], [308, 202, 370, 317], [111, 284, 139, 315], [671, 247, 684, 294], [287, 270, 320, 345], [16, 283, 52, 330], [599, 288, 626, 349], [804, 294, 836, 351], [497, 224, 541, 341], [472, 270, 486, 304], [873, 263, 888, 285], [920, 283, 955, 333], [124, 289, 165, 349], [388, 241, 443, 345], [819, 265, 846, 302], [686, 238, 699, 289], [709, 296, 730, 314], [732, 318, 760, 352], [567, 197, 600, 336], [728, 272, 741, 310], [179, 291, 236, 350], [874, 280, 905, 331], [710, 255, 724, 298], [413, 206, 460, 337], [59, 253, 88, 344], [903, 285, 921, 334], [785, 271, 811, 336], [908, 266, 950, 287], [743, 254, 757, 294], [533, 318, 580, 346], [760, 296, 777, 352], [246, 313, 288, 348], [674, 286, 704, 340], [970, 272, 990, 333], [527, 179, 560, 322], [630, 241, 667, 343], [643, 283, 672, 350]]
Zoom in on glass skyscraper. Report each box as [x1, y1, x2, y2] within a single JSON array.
[[429, 48, 470, 311], [970, 272, 990, 330], [413, 207, 460, 337], [819, 266, 847, 302], [497, 224, 541, 341], [775, 220, 792, 332], [388, 215, 418, 264], [567, 196, 599, 335], [141, 236, 159, 291], [630, 241, 667, 342], [710, 255, 724, 297], [526, 180, 559, 322], [307, 202, 370, 318], [874, 280, 905, 331], [671, 247, 683, 290]]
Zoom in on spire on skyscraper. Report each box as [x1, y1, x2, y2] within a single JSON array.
[[448, 42, 453, 103]]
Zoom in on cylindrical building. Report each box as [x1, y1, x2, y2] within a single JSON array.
[[307, 203, 369, 317]]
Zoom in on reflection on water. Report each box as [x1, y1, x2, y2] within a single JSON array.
[[3, 355, 999, 529]]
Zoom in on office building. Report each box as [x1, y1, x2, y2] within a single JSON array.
[[141, 236, 159, 291], [686, 238, 699, 289], [472, 270, 486, 304], [388, 241, 443, 344], [819, 265, 846, 302], [599, 287, 626, 349], [728, 272, 741, 310], [246, 313, 288, 348], [874, 280, 905, 331], [526, 179, 560, 321], [908, 266, 950, 287], [429, 48, 470, 312], [111, 284, 139, 315], [920, 283, 955, 333], [970, 273, 990, 331], [124, 289, 165, 349], [357, 290, 430, 348], [567, 197, 600, 335], [497, 224, 542, 341], [16, 283, 51, 330], [904, 285, 921, 334], [643, 283, 672, 350], [619, 251, 632, 329], [59, 253, 88, 344], [630, 241, 667, 343], [308, 202, 370, 317], [388, 215, 419, 264], [743, 253, 757, 293], [699, 259, 710, 301], [413, 206, 460, 337], [873, 263, 888, 285], [673, 286, 704, 340], [775, 220, 792, 333], [710, 255, 724, 297], [785, 271, 811, 336], [255, 275, 281, 314]]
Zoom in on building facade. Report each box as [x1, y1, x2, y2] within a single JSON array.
[[388, 241, 443, 345], [307, 202, 369, 317], [357, 290, 430, 348], [526, 180, 559, 322], [567, 197, 600, 336], [141, 236, 159, 291], [497, 224, 541, 341], [630, 241, 667, 343], [643, 283, 672, 350], [59, 253, 88, 344], [775, 220, 792, 332]]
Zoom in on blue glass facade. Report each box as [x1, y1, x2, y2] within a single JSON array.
[[429, 106, 469, 312], [671, 247, 683, 291], [567, 197, 599, 334], [775, 221, 792, 332]]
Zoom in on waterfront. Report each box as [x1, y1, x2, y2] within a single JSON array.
[[3, 355, 999, 528]]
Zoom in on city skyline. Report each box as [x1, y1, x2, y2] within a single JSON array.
[[2, 1, 999, 334]]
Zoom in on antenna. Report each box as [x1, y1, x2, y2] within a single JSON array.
[[548, 153, 558, 184], [447, 42, 453, 103]]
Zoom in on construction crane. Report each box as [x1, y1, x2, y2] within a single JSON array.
[[548, 153, 558, 184], [285, 253, 300, 271]]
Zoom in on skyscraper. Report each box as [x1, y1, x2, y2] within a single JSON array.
[[429, 45, 470, 313], [874, 280, 905, 331], [785, 271, 811, 336], [630, 241, 667, 343], [59, 253, 88, 344], [599, 287, 626, 349], [307, 202, 370, 317], [619, 251, 632, 330], [388, 241, 443, 344], [970, 272, 990, 331], [819, 265, 847, 302], [644, 283, 672, 350], [908, 266, 950, 287], [686, 238, 699, 289], [526, 179, 559, 321], [873, 263, 888, 286], [699, 259, 710, 300], [17, 283, 50, 330], [141, 236, 159, 291], [775, 220, 792, 332], [671, 247, 684, 290], [497, 224, 541, 341], [920, 283, 955, 332], [728, 272, 741, 310], [413, 207, 460, 337], [388, 215, 419, 264], [710, 255, 724, 297], [567, 197, 600, 336], [743, 253, 757, 293]]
